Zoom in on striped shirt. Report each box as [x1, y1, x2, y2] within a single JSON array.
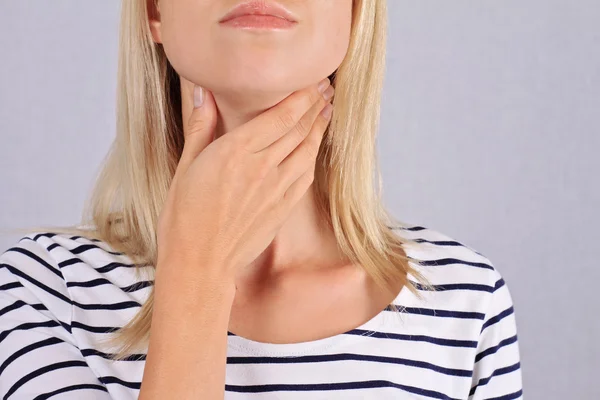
[[0, 225, 523, 399]]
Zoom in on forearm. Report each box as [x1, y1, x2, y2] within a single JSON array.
[[138, 263, 236, 400]]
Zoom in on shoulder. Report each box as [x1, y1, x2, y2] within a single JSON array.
[[1, 231, 136, 278], [392, 224, 522, 395], [392, 223, 507, 294], [0, 232, 76, 300], [390, 222, 517, 331], [0, 232, 149, 314], [0, 233, 133, 399], [0, 232, 82, 335]]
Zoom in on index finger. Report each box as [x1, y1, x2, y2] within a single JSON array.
[[231, 77, 331, 153]]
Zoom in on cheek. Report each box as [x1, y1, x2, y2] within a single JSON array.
[[288, 3, 352, 85], [158, 3, 216, 84], [311, 8, 353, 74]]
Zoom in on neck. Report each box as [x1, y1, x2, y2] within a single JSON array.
[[180, 83, 346, 278], [212, 90, 288, 140]]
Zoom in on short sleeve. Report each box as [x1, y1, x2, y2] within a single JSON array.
[[0, 235, 112, 399], [468, 270, 523, 399]]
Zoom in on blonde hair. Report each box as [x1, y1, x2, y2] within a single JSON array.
[[7, 0, 435, 361]]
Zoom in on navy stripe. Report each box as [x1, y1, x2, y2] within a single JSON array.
[[119, 280, 154, 292], [98, 375, 141, 389], [0, 281, 22, 291], [400, 226, 427, 231], [30, 232, 59, 241], [94, 261, 139, 273], [410, 239, 483, 256], [233, 328, 479, 349], [46, 243, 61, 251], [0, 299, 48, 317], [63, 234, 102, 243], [71, 321, 120, 334], [73, 299, 141, 311], [226, 380, 461, 400], [417, 258, 494, 270], [412, 239, 465, 247], [4, 247, 65, 280], [387, 305, 486, 320], [475, 335, 518, 363], [69, 235, 99, 242], [33, 383, 110, 400], [481, 306, 514, 333], [1, 263, 72, 305], [0, 264, 141, 311], [80, 348, 146, 362], [345, 328, 479, 348], [66, 278, 114, 288], [494, 278, 505, 292], [69, 243, 124, 257], [58, 257, 136, 273], [67, 278, 154, 292], [0, 337, 65, 376], [411, 280, 496, 293], [0, 320, 65, 344], [56, 257, 82, 268], [24, 233, 105, 245], [390, 226, 484, 256], [469, 362, 521, 396], [38, 237, 123, 257], [4, 360, 91, 399], [227, 353, 472, 377]]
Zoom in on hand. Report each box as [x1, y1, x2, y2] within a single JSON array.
[[155, 78, 335, 284]]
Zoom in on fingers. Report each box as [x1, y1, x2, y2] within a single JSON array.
[[260, 87, 333, 168], [178, 80, 218, 175], [234, 77, 333, 153], [274, 100, 333, 210]]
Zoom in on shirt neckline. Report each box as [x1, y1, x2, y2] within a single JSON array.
[[226, 278, 411, 357]]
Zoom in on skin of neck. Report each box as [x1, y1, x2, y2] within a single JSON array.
[[179, 79, 347, 283]]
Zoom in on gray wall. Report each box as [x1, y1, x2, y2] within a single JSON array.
[[1, 1, 598, 398]]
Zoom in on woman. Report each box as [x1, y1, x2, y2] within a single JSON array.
[[0, 0, 522, 399]]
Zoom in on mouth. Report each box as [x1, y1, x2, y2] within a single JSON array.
[[219, 0, 298, 26]]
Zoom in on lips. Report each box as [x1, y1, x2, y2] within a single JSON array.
[[219, 0, 297, 23]]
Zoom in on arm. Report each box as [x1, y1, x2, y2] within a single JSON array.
[[469, 271, 523, 399], [137, 258, 236, 400], [0, 236, 112, 399]]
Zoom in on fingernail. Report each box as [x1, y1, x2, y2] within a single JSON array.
[[322, 85, 334, 101], [194, 85, 204, 108], [317, 78, 330, 93], [320, 103, 333, 120]]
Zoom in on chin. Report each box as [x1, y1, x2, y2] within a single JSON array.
[[215, 71, 307, 95]]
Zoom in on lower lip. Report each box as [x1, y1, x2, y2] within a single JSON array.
[[220, 15, 297, 30]]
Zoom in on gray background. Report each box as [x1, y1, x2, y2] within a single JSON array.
[[1, 1, 598, 398]]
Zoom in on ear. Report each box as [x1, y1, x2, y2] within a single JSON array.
[[148, 0, 162, 44]]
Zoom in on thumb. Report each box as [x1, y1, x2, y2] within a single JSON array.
[[181, 85, 217, 167]]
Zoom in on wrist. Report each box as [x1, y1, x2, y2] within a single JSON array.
[[154, 258, 237, 301]]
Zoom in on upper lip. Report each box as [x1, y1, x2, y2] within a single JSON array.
[[219, 0, 297, 23]]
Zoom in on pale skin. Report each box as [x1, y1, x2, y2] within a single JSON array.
[[140, 1, 403, 398]]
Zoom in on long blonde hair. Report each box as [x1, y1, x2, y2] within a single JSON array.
[[7, 0, 434, 361]]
